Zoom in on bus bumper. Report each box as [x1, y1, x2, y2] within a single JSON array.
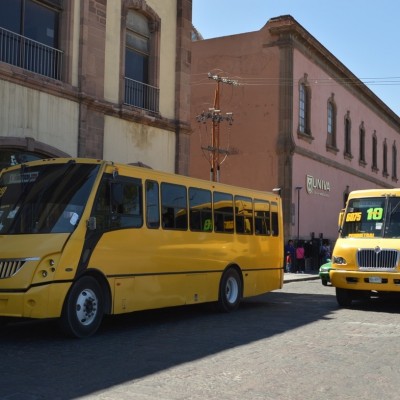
[[330, 269, 400, 292], [0, 283, 70, 319]]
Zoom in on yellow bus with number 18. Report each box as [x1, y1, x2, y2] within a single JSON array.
[[331, 188, 400, 306]]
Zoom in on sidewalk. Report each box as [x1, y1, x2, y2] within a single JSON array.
[[283, 271, 320, 283]]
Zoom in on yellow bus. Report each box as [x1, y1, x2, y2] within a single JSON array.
[[331, 188, 400, 306], [0, 158, 284, 337]]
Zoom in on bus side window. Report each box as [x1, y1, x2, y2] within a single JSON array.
[[162, 207, 175, 228], [213, 191, 234, 233], [92, 177, 143, 230], [92, 181, 109, 230], [161, 182, 188, 230], [112, 180, 143, 228], [189, 187, 212, 232], [271, 202, 279, 236], [254, 199, 270, 236], [235, 196, 253, 235], [146, 180, 160, 228]]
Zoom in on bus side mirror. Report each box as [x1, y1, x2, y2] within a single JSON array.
[[87, 216, 97, 230], [338, 209, 345, 231]]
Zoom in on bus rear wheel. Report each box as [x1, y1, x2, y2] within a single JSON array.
[[218, 268, 242, 312], [59, 276, 104, 338], [336, 288, 353, 307]]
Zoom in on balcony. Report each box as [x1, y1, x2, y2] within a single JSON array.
[[0, 27, 63, 81], [124, 77, 159, 113]]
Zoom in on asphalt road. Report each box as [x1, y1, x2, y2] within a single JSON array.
[[1, 279, 400, 400]]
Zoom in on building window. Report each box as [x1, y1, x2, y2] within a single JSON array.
[[326, 95, 337, 149], [383, 139, 388, 177], [359, 122, 366, 166], [372, 131, 378, 172], [0, 0, 62, 80], [124, 8, 160, 112], [0, 149, 43, 170], [392, 142, 398, 181], [298, 74, 311, 136], [343, 185, 350, 208], [344, 111, 352, 159]]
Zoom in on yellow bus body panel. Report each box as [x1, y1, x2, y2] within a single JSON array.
[[0, 282, 71, 318], [0, 233, 76, 318], [89, 226, 283, 315], [0, 158, 284, 326], [331, 237, 400, 292], [330, 269, 400, 292]]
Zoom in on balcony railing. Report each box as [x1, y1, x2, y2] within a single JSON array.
[[0, 26, 63, 81], [124, 77, 159, 113]]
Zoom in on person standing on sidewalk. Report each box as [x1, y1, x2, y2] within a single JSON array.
[[296, 241, 305, 273], [284, 239, 296, 273]]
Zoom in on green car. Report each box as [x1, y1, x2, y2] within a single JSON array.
[[319, 260, 332, 286]]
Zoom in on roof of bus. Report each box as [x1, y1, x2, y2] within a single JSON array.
[[1, 157, 281, 200], [348, 188, 400, 198]]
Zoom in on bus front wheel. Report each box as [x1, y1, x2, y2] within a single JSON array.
[[218, 268, 242, 312], [59, 276, 104, 338], [336, 288, 353, 308]]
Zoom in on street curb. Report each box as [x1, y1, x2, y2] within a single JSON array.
[[283, 275, 320, 284]]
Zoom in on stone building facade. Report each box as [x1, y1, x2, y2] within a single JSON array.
[[190, 15, 400, 248], [0, 0, 192, 174]]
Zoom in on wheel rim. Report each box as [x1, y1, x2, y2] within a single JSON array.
[[225, 276, 239, 304], [75, 288, 98, 326]]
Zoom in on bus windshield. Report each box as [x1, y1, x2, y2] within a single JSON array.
[[341, 196, 400, 239], [0, 162, 100, 234]]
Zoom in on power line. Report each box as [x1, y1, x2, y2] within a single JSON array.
[[192, 72, 400, 87]]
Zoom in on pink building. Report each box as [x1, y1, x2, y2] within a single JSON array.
[[190, 15, 400, 258]]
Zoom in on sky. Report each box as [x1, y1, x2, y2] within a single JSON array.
[[192, 0, 400, 116]]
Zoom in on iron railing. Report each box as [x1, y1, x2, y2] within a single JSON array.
[[124, 77, 159, 113], [0, 26, 63, 80]]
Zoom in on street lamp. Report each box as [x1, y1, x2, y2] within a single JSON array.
[[295, 186, 302, 241]]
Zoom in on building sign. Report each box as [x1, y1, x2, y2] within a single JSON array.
[[306, 174, 330, 197]]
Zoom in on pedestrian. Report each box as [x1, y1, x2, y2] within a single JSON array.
[[320, 240, 331, 264], [284, 239, 296, 273], [285, 252, 292, 273], [296, 241, 305, 273]]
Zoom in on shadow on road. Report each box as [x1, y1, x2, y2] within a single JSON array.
[[0, 287, 399, 399]]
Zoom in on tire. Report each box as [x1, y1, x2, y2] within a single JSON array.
[[336, 287, 353, 307], [218, 268, 242, 312], [59, 276, 104, 338], [321, 279, 328, 287]]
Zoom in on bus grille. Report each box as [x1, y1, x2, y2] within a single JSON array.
[[0, 259, 26, 279], [357, 249, 399, 271]]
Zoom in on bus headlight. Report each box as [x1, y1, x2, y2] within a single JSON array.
[[333, 256, 346, 265]]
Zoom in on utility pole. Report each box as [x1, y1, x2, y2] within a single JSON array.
[[196, 73, 237, 182]]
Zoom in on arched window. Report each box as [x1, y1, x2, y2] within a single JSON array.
[[123, 4, 160, 112], [327, 95, 337, 148], [298, 74, 311, 136], [0, 138, 70, 169], [344, 111, 352, 158], [372, 131, 378, 172], [126, 10, 150, 84], [359, 122, 366, 165], [392, 142, 398, 181], [383, 139, 388, 177]]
